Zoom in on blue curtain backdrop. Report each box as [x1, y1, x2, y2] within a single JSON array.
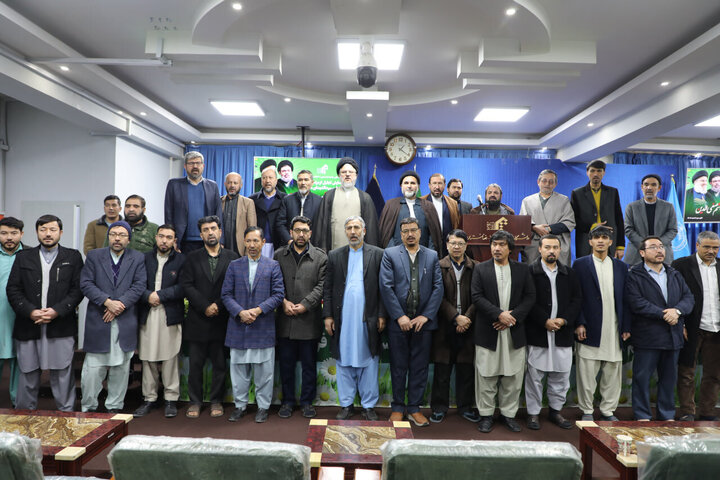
[[614, 151, 720, 252]]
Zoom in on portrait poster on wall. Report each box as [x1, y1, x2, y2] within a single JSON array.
[[684, 167, 720, 223], [253, 157, 342, 195]]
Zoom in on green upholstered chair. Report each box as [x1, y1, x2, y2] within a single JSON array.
[[108, 434, 311, 480], [637, 434, 720, 480], [0, 432, 44, 480], [381, 439, 583, 480]]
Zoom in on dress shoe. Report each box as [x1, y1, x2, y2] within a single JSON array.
[[581, 413, 594, 421], [501, 415, 522, 432], [389, 411, 404, 422], [677, 414, 694, 421], [278, 404, 293, 418], [164, 401, 177, 418], [133, 401, 155, 418], [549, 409, 572, 429], [302, 405, 317, 418], [228, 408, 246, 422], [699, 415, 719, 421], [477, 416, 494, 433], [408, 412, 430, 427], [429, 411, 446, 423], [526, 415, 540, 430], [107, 409, 122, 414], [362, 408, 379, 421], [461, 410, 481, 423], [600, 415, 619, 421], [336, 406, 355, 420], [255, 408, 269, 423]]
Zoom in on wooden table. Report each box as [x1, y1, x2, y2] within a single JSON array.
[[306, 419, 414, 479], [0, 408, 132, 476], [576, 420, 720, 480]]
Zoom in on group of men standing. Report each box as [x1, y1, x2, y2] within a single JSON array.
[[0, 152, 718, 433]]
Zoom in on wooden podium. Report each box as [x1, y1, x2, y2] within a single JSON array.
[[461, 214, 533, 261]]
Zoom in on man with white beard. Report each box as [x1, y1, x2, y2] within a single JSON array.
[[276, 170, 322, 245]]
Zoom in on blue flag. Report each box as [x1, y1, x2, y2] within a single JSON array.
[[669, 176, 691, 258], [365, 172, 385, 220]]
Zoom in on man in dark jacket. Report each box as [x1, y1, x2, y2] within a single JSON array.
[[324, 216, 386, 421], [274, 215, 327, 419], [275, 170, 322, 246], [134, 225, 186, 419], [430, 229, 479, 424], [180, 216, 238, 418], [626, 235, 694, 421], [8, 215, 83, 411], [525, 235, 582, 430], [249, 164, 286, 256]]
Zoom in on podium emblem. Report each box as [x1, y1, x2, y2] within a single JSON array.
[[487, 217, 509, 231]]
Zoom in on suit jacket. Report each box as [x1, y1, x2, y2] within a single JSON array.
[[432, 255, 478, 364], [314, 187, 380, 251], [249, 190, 287, 248], [625, 262, 694, 350], [275, 191, 322, 245], [221, 194, 257, 255], [80, 248, 146, 353], [458, 200, 473, 216], [571, 183, 625, 257], [274, 243, 327, 340], [527, 258, 582, 348], [471, 260, 535, 350], [572, 254, 629, 347], [519, 192, 575, 266], [323, 244, 386, 361], [379, 245, 443, 331], [420, 194, 460, 232], [378, 197, 443, 252], [221, 255, 285, 350], [164, 177, 223, 244], [8, 245, 84, 341], [624, 198, 677, 265], [180, 247, 239, 342], [139, 248, 185, 326]]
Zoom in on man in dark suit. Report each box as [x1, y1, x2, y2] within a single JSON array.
[[430, 229, 479, 424], [573, 225, 630, 421], [672, 231, 720, 421], [421, 173, 460, 257], [380, 216, 443, 426], [571, 160, 625, 259], [324, 215, 386, 421], [447, 178, 472, 216], [249, 164, 286, 257], [7, 215, 83, 411], [525, 235, 582, 430], [275, 170, 322, 245], [79, 221, 146, 413], [626, 236, 694, 421], [180, 215, 239, 419], [471, 230, 535, 433], [164, 151, 223, 253]]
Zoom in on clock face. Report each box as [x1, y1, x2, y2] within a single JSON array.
[[385, 134, 416, 165]]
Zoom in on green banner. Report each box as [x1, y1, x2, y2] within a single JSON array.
[[253, 157, 342, 195]]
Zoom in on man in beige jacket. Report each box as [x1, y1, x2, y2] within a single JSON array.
[[221, 172, 257, 255]]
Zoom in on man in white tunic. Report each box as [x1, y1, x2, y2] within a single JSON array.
[[572, 225, 630, 421], [525, 235, 582, 430], [471, 230, 535, 433], [7, 215, 83, 411], [133, 225, 185, 418], [520, 169, 575, 265]]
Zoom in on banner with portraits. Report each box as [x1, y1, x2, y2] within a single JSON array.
[[253, 157, 342, 195], [684, 167, 720, 222]]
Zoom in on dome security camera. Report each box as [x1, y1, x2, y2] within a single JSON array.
[[357, 42, 377, 88]]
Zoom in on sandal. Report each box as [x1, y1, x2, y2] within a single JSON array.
[[210, 403, 224, 417], [186, 404, 201, 418]]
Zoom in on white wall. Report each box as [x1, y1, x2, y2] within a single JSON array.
[[4, 102, 115, 248], [114, 138, 173, 225]]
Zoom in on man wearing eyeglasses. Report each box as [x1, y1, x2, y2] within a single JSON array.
[[625, 236, 694, 421], [80, 221, 146, 413], [380, 216, 443, 426], [274, 216, 327, 419]]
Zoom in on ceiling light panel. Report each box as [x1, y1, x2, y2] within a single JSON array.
[[696, 114, 720, 127], [337, 41, 405, 70], [474, 108, 529, 122], [210, 101, 265, 116]]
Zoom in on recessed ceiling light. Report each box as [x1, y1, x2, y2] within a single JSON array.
[[283, 97, 291, 103], [694, 153, 703, 158], [59, 65, 69, 72], [366, 112, 373, 118], [540, 146, 548, 152], [231, 3, 242, 11], [190, 141, 197, 144], [210, 101, 265, 116], [337, 41, 405, 70], [117, 110, 123, 114], [425, 145, 433, 150], [660, 81, 670, 87], [696, 114, 720, 127], [368, 136, 373, 140], [140, 111, 147, 116], [474, 107, 529, 122], [587, 122, 594, 127], [506, 7, 517, 16], [450, 99, 458, 105]]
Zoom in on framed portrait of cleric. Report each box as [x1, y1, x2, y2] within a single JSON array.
[[684, 167, 720, 222], [253, 157, 342, 195]]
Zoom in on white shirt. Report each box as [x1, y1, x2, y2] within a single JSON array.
[[697, 253, 720, 332], [431, 195, 444, 225], [406, 197, 416, 218]]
